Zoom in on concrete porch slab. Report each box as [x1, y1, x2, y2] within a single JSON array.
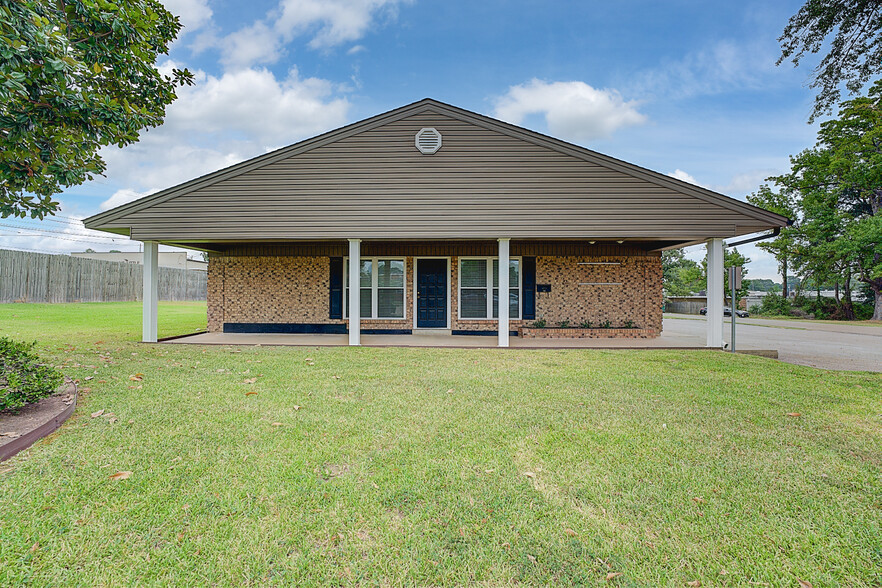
[[162, 317, 781, 352], [164, 331, 708, 348]]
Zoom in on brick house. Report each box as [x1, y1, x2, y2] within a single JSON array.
[[85, 99, 788, 347]]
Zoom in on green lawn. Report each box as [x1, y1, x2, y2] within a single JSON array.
[[1, 302, 880, 586]]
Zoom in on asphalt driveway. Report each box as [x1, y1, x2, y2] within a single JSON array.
[[663, 314, 882, 372]]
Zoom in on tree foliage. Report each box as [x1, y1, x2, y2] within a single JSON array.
[[662, 249, 703, 297], [779, 0, 882, 120], [0, 0, 193, 219], [703, 247, 751, 303], [761, 81, 882, 320], [747, 184, 799, 297]]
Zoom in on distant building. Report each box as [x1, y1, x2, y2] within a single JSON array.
[[70, 251, 207, 271]]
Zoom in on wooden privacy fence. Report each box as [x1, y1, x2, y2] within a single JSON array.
[[0, 249, 207, 303]]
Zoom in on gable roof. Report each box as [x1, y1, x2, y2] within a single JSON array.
[[85, 98, 788, 246]]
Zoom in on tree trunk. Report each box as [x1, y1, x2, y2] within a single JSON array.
[[865, 275, 882, 321], [834, 281, 840, 303], [782, 258, 788, 298], [842, 270, 855, 320]]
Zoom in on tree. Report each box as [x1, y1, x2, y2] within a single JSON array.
[[701, 247, 751, 305], [0, 0, 193, 219], [771, 81, 882, 320], [747, 184, 799, 297], [778, 0, 882, 120], [743, 278, 781, 292], [662, 249, 703, 296]]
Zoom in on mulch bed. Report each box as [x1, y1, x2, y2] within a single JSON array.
[[0, 380, 77, 462]]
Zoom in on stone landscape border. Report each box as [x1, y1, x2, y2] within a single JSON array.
[[0, 381, 77, 462]]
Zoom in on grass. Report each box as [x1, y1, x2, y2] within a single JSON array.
[[665, 312, 882, 328], [746, 315, 882, 327], [1, 302, 880, 586]]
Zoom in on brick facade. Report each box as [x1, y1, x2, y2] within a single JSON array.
[[207, 244, 662, 337]]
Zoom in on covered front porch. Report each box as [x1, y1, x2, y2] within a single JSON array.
[[162, 310, 761, 352], [139, 237, 731, 348]]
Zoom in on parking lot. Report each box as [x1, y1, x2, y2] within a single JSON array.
[[663, 314, 882, 372]]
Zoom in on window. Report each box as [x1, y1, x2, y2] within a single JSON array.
[[459, 258, 520, 320], [344, 258, 405, 319]]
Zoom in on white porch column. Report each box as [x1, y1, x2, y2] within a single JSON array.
[[706, 238, 724, 348], [498, 238, 510, 348], [348, 239, 361, 346], [142, 241, 159, 343]]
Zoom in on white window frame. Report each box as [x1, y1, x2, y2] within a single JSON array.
[[457, 257, 522, 321], [344, 257, 407, 320]]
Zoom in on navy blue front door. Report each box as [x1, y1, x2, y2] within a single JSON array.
[[416, 259, 447, 328]]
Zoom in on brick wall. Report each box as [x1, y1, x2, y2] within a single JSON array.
[[534, 256, 662, 332], [207, 247, 662, 335], [208, 256, 335, 331]]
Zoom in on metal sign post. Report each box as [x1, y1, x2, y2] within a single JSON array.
[[730, 266, 742, 353]]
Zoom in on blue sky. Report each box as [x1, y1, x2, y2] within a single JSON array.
[[2, 0, 826, 280]]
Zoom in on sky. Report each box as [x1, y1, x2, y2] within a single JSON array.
[[1, 0, 828, 280]]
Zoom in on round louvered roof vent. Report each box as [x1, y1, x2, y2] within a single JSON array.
[[415, 127, 442, 154]]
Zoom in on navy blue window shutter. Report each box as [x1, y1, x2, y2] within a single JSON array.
[[522, 257, 536, 320], [329, 257, 343, 319]]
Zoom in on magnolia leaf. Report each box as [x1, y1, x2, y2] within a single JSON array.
[[109, 471, 132, 480], [90, 409, 104, 418], [242, 377, 257, 384], [798, 581, 813, 588], [686, 581, 701, 587], [786, 412, 802, 417], [606, 572, 623, 580]]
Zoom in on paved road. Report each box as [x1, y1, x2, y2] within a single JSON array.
[[663, 314, 882, 372]]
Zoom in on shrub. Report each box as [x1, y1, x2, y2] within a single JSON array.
[[0, 337, 63, 411], [623, 319, 635, 328], [556, 320, 570, 328], [600, 320, 611, 329], [531, 318, 546, 328], [579, 320, 593, 329], [755, 293, 792, 316]]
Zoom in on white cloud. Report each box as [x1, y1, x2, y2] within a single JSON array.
[[666, 168, 779, 197], [667, 169, 705, 188], [95, 65, 350, 210], [719, 169, 777, 195], [100, 189, 155, 211], [219, 22, 285, 70], [347, 44, 366, 55], [493, 79, 647, 142], [213, 0, 409, 68], [164, 66, 349, 145], [627, 40, 779, 100], [161, 0, 213, 36], [275, 0, 407, 50]]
